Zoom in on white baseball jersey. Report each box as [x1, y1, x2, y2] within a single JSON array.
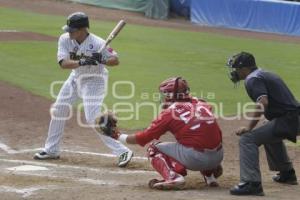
[[57, 32, 117, 76], [43, 32, 130, 156]]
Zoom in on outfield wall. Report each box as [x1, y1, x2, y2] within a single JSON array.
[[190, 0, 300, 36], [70, 0, 169, 19], [69, 0, 300, 36]]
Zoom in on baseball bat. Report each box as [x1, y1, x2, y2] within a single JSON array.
[[98, 19, 126, 53]]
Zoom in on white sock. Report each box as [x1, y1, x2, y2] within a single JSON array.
[[205, 174, 217, 185]]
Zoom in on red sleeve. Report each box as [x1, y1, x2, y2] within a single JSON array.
[[135, 110, 172, 147]]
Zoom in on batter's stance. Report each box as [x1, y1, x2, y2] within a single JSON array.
[[34, 12, 133, 167]]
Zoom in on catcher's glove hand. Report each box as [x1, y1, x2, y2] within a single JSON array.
[[95, 112, 120, 139]]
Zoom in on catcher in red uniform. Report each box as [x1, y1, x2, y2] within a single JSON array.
[[96, 77, 223, 190]]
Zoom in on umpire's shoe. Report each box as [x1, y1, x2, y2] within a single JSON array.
[[230, 182, 264, 196], [34, 151, 60, 160], [118, 150, 133, 167], [273, 169, 298, 185]]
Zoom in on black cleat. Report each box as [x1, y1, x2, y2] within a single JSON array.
[[34, 151, 60, 160], [230, 182, 264, 196], [273, 169, 298, 185]]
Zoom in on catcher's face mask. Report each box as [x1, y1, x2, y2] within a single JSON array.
[[159, 77, 191, 109], [159, 92, 174, 109]]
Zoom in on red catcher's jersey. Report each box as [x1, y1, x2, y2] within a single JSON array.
[[135, 98, 222, 150]]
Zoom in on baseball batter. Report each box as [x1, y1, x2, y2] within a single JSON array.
[[34, 12, 133, 167], [96, 77, 224, 190]]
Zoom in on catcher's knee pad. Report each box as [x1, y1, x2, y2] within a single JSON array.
[[147, 143, 187, 176]]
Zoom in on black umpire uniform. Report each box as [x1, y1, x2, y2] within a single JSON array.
[[226, 52, 300, 196]]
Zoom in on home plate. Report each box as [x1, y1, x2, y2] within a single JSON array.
[[7, 165, 49, 171]]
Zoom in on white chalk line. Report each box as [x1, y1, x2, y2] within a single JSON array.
[[0, 158, 154, 175], [2, 170, 139, 188], [0, 185, 59, 198], [0, 142, 147, 160], [0, 158, 153, 196], [0, 142, 152, 197], [0, 30, 19, 32], [0, 157, 153, 197], [0, 142, 18, 154]]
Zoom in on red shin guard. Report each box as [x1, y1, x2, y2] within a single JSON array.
[[147, 144, 187, 180]]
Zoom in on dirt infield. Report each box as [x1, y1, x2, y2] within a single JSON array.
[[0, 80, 299, 200], [0, 31, 56, 41], [0, 81, 299, 200], [0, 0, 300, 199]]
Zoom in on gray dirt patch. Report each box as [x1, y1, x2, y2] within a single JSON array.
[[0, 31, 56, 41]]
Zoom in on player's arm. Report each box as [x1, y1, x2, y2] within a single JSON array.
[[57, 35, 80, 69], [247, 96, 268, 130], [236, 78, 268, 136], [118, 125, 167, 146], [119, 134, 137, 144], [118, 111, 171, 146], [236, 96, 267, 135], [59, 58, 99, 69], [59, 59, 80, 69], [96, 111, 170, 146]]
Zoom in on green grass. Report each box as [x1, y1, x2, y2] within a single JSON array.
[[287, 140, 300, 148], [1, 7, 300, 129]]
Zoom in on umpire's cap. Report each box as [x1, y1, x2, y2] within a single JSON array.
[[62, 12, 89, 32], [227, 52, 256, 69]]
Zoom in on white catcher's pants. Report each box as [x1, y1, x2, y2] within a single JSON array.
[[44, 70, 130, 156]]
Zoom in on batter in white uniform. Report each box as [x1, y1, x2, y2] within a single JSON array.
[[34, 12, 133, 167]]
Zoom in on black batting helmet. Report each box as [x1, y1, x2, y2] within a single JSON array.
[[62, 12, 89, 33]]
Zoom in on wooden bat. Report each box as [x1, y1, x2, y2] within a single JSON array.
[[98, 19, 126, 53]]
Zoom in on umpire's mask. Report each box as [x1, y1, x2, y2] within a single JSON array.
[[226, 52, 257, 83]]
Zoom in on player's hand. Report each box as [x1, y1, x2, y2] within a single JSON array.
[[91, 53, 104, 64], [78, 57, 98, 66], [235, 126, 249, 136]]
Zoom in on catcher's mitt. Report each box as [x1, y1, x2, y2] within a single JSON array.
[[95, 111, 119, 139]]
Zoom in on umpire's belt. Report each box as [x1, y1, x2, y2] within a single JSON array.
[[194, 143, 222, 153]]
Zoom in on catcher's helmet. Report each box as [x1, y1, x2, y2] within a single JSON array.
[[62, 12, 89, 32], [159, 77, 190, 108]]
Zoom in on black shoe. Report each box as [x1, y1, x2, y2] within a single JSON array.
[[230, 182, 264, 196], [273, 169, 298, 185], [34, 151, 60, 160]]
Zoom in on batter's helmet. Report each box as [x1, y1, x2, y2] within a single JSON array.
[[159, 77, 191, 108], [62, 12, 89, 33]]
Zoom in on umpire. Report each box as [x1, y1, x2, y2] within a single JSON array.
[[226, 52, 300, 196]]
